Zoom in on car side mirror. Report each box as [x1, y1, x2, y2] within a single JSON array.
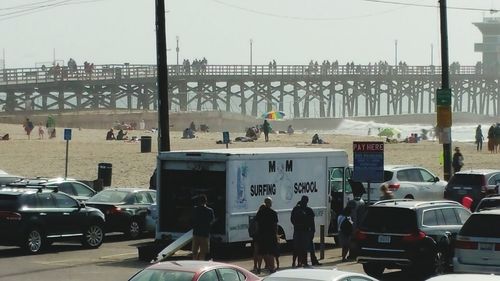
[[79, 202, 86, 209], [434, 177, 440, 182]]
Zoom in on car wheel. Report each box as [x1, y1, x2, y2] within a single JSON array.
[[23, 228, 45, 254], [127, 219, 142, 239], [362, 263, 384, 277], [82, 224, 104, 248]]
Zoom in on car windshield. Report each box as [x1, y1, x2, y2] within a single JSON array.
[[460, 214, 500, 237], [360, 207, 418, 233], [476, 199, 500, 212], [448, 174, 483, 186], [129, 269, 194, 281], [88, 190, 129, 203]]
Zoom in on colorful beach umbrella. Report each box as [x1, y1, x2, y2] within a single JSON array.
[[377, 127, 401, 138], [261, 111, 286, 120]]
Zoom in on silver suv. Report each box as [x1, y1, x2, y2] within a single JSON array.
[[360, 165, 447, 203]]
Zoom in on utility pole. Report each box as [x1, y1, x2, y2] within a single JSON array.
[[2, 48, 5, 69], [156, 0, 170, 152], [438, 0, 452, 180], [250, 39, 253, 74]]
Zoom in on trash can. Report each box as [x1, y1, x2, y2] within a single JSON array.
[[97, 163, 112, 187], [141, 136, 152, 153]]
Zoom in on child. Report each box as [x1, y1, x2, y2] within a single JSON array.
[[38, 123, 45, 139]]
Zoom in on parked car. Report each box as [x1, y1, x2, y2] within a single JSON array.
[[128, 260, 260, 281], [0, 187, 105, 254], [0, 169, 23, 186], [350, 165, 447, 203], [355, 199, 471, 278], [6, 177, 97, 202], [426, 274, 500, 281], [453, 209, 500, 274], [263, 268, 379, 281], [475, 195, 500, 212], [444, 169, 500, 210], [86, 188, 156, 239]]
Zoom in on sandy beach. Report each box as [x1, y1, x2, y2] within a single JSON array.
[[0, 122, 498, 187]]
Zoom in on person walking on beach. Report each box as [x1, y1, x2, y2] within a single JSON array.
[[262, 120, 271, 142], [250, 204, 265, 274], [452, 146, 464, 174], [23, 118, 34, 140], [255, 197, 278, 273], [192, 194, 214, 260], [475, 125, 484, 151]]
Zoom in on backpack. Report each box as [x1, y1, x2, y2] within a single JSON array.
[[340, 216, 353, 235], [248, 217, 258, 238]]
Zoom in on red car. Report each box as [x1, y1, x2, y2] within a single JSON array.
[[128, 260, 261, 281]]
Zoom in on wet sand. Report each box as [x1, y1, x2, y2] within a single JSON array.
[[0, 123, 497, 187]]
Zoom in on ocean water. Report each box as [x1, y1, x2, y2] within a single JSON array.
[[325, 119, 495, 142]]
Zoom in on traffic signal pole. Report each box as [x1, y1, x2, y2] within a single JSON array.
[[438, 0, 452, 180]]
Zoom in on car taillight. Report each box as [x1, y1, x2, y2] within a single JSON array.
[[388, 183, 400, 191], [495, 244, 500, 251], [107, 206, 122, 215], [355, 230, 368, 241], [455, 240, 478, 250], [402, 231, 426, 242], [0, 211, 22, 221]]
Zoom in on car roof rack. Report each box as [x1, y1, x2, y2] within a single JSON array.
[[413, 200, 462, 207], [373, 199, 414, 205]]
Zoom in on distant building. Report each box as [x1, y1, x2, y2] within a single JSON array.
[[474, 17, 500, 75]]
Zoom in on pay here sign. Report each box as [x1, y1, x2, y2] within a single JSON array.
[[352, 141, 384, 183]]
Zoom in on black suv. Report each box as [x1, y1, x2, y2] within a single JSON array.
[[7, 178, 97, 202], [444, 169, 500, 210], [355, 199, 471, 277], [0, 188, 105, 254]]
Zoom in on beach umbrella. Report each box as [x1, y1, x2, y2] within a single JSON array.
[[261, 111, 286, 120], [377, 127, 401, 137]]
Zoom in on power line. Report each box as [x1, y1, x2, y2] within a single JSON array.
[[0, 0, 62, 11], [211, 0, 407, 21], [0, 0, 105, 21], [359, 0, 499, 13]]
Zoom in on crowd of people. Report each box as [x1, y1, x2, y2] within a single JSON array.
[[181, 58, 208, 75]]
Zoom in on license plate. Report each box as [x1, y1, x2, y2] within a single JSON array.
[[480, 243, 494, 251], [457, 190, 467, 195], [378, 235, 391, 243]]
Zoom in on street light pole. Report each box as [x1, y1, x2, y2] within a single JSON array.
[[394, 40, 398, 66], [431, 43, 434, 65], [176, 35, 179, 66], [250, 39, 253, 67]]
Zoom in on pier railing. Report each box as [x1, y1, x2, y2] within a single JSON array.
[[0, 64, 482, 86]]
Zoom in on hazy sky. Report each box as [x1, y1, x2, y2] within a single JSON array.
[[0, 0, 498, 68]]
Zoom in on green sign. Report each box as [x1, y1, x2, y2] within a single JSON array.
[[436, 88, 452, 106]]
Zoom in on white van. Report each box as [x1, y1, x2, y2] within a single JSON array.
[[155, 147, 351, 245]]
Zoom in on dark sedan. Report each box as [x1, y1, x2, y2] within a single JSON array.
[[86, 188, 156, 239]]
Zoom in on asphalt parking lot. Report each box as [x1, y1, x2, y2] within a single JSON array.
[[0, 235, 428, 281]]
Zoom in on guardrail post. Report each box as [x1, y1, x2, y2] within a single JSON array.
[[320, 224, 325, 260]]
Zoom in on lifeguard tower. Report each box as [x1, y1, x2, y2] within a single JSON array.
[[474, 17, 500, 75]]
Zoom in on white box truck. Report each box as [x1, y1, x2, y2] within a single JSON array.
[[155, 147, 352, 246]]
